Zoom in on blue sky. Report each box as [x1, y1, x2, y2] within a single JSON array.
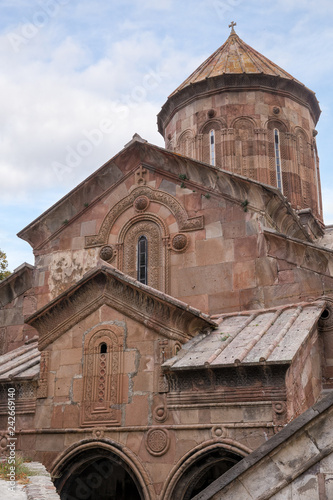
[[1, 0, 333, 271]]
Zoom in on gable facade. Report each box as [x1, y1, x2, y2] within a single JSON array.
[[1, 27, 333, 499]]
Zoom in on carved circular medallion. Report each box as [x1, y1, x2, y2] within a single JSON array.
[[273, 106, 280, 115], [154, 405, 168, 423], [207, 109, 216, 118], [134, 195, 150, 212], [146, 428, 169, 456], [211, 426, 227, 439], [172, 233, 188, 252], [273, 402, 286, 415], [100, 245, 114, 262]]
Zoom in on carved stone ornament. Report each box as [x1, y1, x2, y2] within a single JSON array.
[[81, 327, 123, 427], [134, 195, 150, 212], [120, 217, 166, 292], [99, 245, 115, 262], [92, 429, 105, 439], [171, 233, 188, 252], [207, 109, 216, 118], [135, 165, 147, 186], [211, 426, 227, 439], [154, 405, 168, 423], [37, 351, 49, 399], [273, 106, 280, 114], [272, 401, 286, 415], [85, 185, 204, 248], [273, 401, 287, 430], [146, 428, 170, 456]]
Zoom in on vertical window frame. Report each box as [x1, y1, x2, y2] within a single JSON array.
[[274, 129, 283, 193], [137, 235, 148, 285], [210, 129, 215, 166]]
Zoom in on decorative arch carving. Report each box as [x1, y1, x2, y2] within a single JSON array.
[[199, 118, 226, 134], [266, 118, 288, 133], [200, 119, 225, 166], [232, 117, 257, 179], [161, 439, 250, 500], [117, 213, 169, 292], [85, 185, 203, 248], [177, 129, 195, 158], [231, 116, 257, 129], [81, 326, 124, 427]]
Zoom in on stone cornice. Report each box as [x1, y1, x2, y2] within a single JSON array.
[[16, 140, 311, 250], [26, 265, 216, 350], [264, 228, 333, 276], [158, 73, 321, 135]]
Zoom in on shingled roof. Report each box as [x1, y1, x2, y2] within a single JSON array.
[[163, 301, 326, 370], [169, 29, 305, 98], [0, 342, 40, 381]]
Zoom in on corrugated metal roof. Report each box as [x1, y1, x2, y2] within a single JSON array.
[[169, 31, 304, 98], [0, 342, 40, 381], [163, 301, 326, 370]]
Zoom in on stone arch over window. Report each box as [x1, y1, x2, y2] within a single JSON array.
[[232, 117, 256, 178], [85, 185, 203, 249], [81, 327, 123, 427], [117, 213, 169, 293], [177, 129, 195, 158], [162, 440, 248, 500], [200, 119, 225, 166], [267, 120, 288, 194]]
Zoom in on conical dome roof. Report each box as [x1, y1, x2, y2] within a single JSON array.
[[170, 28, 303, 97]]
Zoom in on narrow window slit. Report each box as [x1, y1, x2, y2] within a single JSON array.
[[100, 342, 107, 354], [137, 235, 148, 285], [274, 129, 283, 192], [210, 130, 215, 166]]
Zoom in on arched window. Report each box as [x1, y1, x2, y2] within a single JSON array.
[[100, 342, 107, 354], [210, 129, 215, 166], [137, 235, 148, 285], [274, 129, 283, 192]]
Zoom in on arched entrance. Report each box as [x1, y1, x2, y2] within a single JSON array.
[[52, 440, 151, 500], [163, 441, 247, 500]]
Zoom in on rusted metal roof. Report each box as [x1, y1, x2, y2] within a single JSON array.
[[163, 301, 326, 370], [0, 342, 40, 381], [169, 31, 303, 98]]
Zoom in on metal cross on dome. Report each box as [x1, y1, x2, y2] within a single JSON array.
[[229, 21, 237, 33]]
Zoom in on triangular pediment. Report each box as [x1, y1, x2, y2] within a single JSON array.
[[26, 264, 216, 350], [17, 139, 310, 250]]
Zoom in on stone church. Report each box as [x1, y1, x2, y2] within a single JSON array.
[[1, 25, 333, 499]]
